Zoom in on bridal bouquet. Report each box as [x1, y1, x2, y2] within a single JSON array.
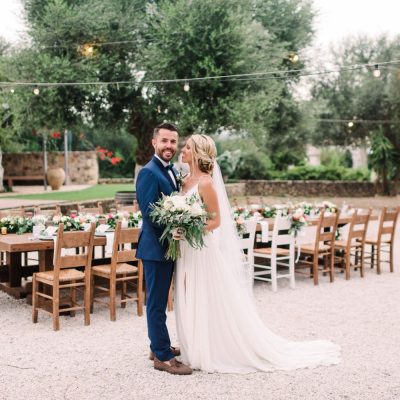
[[149, 193, 208, 261]]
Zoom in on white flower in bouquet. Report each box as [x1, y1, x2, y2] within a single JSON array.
[[191, 202, 204, 216], [150, 193, 208, 261], [52, 215, 61, 224], [169, 195, 191, 212]]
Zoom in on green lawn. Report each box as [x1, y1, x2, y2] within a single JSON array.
[[5, 184, 133, 201]]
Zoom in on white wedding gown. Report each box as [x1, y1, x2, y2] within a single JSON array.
[[175, 184, 340, 373]]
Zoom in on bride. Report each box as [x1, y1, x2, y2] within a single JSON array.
[[174, 134, 340, 373]]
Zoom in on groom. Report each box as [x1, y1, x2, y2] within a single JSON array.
[[136, 122, 192, 375]]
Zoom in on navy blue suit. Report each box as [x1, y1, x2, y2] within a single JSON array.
[[136, 156, 179, 361]]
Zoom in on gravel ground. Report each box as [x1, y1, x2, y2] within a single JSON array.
[[0, 221, 399, 400]]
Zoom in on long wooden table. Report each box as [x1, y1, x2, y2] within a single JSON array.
[[0, 234, 107, 299]]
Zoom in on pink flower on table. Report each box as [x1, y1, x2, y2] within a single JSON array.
[[292, 209, 305, 221]]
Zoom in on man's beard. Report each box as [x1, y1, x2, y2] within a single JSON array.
[[157, 148, 175, 162]]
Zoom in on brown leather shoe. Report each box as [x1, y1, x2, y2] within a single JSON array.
[[149, 346, 180, 361], [154, 357, 192, 375]]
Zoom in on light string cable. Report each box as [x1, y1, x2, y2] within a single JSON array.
[[1, 59, 400, 89]]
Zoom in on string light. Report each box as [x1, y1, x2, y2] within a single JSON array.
[[288, 53, 299, 63], [348, 121, 354, 127], [1, 59, 399, 89], [33, 87, 40, 95], [79, 44, 94, 57], [10, 88, 14, 94], [373, 64, 381, 78]]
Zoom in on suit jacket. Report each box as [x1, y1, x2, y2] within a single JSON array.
[[136, 156, 179, 261]]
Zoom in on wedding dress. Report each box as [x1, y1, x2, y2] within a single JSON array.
[[174, 165, 340, 373]]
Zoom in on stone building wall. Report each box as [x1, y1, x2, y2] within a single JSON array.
[[3, 151, 98, 184], [242, 180, 375, 197]]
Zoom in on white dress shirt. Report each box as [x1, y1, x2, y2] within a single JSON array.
[[154, 154, 177, 188]]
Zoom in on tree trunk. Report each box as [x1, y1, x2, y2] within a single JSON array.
[[129, 112, 155, 169]]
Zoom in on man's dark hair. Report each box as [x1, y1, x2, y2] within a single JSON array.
[[153, 122, 179, 138]]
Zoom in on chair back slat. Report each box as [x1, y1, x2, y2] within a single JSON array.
[[78, 202, 103, 215], [117, 249, 137, 263], [239, 220, 257, 251], [60, 230, 94, 249], [315, 210, 339, 252], [320, 214, 338, 228], [116, 202, 139, 213], [347, 208, 371, 244], [60, 254, 89, 269], [119, 228, 140, 244], [383, 209, 398, 222], [319, 231, 335, 242], [34, 205, 61, 217], [381, 226, 394, 235], [109, 223, 140, 269], [271, 213, 294, 249]]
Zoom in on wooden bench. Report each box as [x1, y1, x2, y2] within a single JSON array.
[[4, 175, 45, 189]]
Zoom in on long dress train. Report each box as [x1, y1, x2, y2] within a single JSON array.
[[175, 184, 340, 373]]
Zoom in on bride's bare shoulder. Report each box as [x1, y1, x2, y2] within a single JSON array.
[[198, 175, 215, 192]]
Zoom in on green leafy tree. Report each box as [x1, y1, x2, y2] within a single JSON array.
[[310, 35, 400, 194]]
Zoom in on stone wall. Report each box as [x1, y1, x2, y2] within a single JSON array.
[[242, 180, 375, 197], [2, 151, 98, 184]]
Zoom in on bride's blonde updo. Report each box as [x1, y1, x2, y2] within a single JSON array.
[[188, 134, 217, 175]]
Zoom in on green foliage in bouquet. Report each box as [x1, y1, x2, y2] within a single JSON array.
[[149, 193, 208, 261]]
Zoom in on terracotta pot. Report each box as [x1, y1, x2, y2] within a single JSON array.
[[47, 167, 66, 190]]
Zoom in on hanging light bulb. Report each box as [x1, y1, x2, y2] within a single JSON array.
[[10, 88, 15, 94], [289, 53, 299, 63], [373, 64, 381, 78], [183, 81, 190, 92], [79, 43, 94, 57], [348, 121, 354, 128], [33, 86, 40, 95]]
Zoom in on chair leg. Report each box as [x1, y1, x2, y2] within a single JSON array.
[[109, 277, 116, 321], [32, 275, 38, 323], [313, 256, 319, 285], [370, 244, 375, 269], [271, 258, 277, 292], [376, 243, 381, 274], [137, 263, 144, 316], [84, 275, 91, 326], [52, 285, 60, 331], [70, 280, 76, 317], [345, 252, 351, 280], [329, 253, 335, 283], [289, 252, 295, 289], [121, 274, 127, 309], [359, 248, 364, 278], [390, 242, 394, 273]]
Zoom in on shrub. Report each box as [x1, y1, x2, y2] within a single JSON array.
[[278, 165, 369, 181]]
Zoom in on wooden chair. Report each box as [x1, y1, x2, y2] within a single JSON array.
[[334, 208, 371, 280], [32, 222, 96, 331], [297, 210, 339, 285], [253, 213, 295, 291], [34, 205, 61, 217], [116, 201, 139, 213], [78, 201, 103, 215], [363, 207, 399, 274], [0, 207, 25, 218], [238, 219, 258, 285], [91, 222, 143, 321]]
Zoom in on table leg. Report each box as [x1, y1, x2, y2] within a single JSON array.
[[7, 252, 22, 287]]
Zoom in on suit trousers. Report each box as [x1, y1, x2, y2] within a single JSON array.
[[143, 259, 175, 361]]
